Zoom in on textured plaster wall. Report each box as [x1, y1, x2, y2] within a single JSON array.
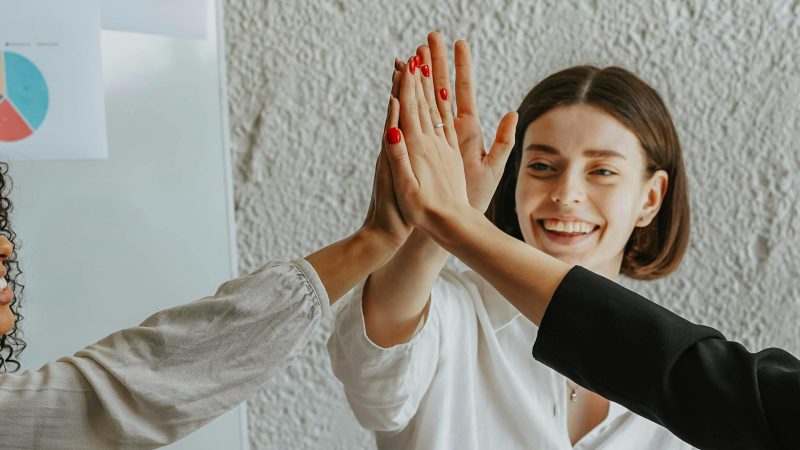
[[223, 1, 800, 448]]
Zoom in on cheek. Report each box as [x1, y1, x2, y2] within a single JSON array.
[[593, 185, 643, 231], [514, 176, 547, 213]]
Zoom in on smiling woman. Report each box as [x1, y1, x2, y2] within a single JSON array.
[[488, 66, 692, 445], [328, 35, 696, 449]]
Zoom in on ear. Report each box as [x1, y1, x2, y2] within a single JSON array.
[[636, 170, 668, 227]]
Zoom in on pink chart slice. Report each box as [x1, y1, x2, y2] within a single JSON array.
[[0, 98, 33, 142]]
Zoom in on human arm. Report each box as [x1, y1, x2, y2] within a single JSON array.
[[363, 33, 517, 347], [532, 266, 796, 450], [382, 55, 568, 325], [326, 52, 503, 430], [305, 83, 413, 304], [0, 260, 330, 448]]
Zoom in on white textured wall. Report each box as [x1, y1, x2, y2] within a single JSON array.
[[223, 1, 800, 448]]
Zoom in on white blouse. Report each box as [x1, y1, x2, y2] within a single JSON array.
[[328, 268, 696, 450], [0, 259, 329, 449]]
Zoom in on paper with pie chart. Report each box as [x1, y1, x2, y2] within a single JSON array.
[[0, 0, 107, 160], [0, 52, 50, 143]]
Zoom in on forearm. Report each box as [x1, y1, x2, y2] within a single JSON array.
[[532, 265, 792, 450], [305, 228, 399, 304], [424, 205, 571, 325], [0, 260, 328, 448], [363, 228, 449, 347]]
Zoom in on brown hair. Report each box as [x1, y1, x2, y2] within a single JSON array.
[[487, 66, 690, 280]]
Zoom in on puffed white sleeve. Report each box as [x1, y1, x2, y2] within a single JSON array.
[[327, 271, 471, 432], [0, 259, 329, 449]]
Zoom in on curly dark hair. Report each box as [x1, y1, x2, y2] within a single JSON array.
[[0, 161, 25, 372]]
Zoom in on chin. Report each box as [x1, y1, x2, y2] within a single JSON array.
[[524, 236, 592, 266], [547, 251, 593, 267]]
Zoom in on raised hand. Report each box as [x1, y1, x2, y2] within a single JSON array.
[[426, 32, 518, 212], [304, 70, 412, 304], [360, 92, 413, 252], [383, 57, 471, 233]]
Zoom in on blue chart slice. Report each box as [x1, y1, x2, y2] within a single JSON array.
[[4, 52, 49, 130]]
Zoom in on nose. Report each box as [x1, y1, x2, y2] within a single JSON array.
[[550, 172, 586, 207], [0, 236, 13, 262]]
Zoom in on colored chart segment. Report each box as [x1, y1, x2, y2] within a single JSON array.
[[0, 99, 33, 142], [4, 52, 49, 131], [0, 54, 5, 98]]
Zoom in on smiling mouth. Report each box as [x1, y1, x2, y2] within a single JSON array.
[[538, 219, 600, 239]]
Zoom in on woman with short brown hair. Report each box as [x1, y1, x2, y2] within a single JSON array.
[[329, 32, 695, 449]]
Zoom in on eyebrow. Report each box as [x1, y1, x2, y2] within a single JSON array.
[[524, 144, 627, 160]]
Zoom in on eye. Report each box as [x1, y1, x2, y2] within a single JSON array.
[[591, 168, 617, 176], [528, 162, 555, 172]]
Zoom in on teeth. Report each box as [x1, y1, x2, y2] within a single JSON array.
[[0, 278, 6, 290], [543, 220, 595, 234]]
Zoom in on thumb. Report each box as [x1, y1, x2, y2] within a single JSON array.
[[486, 111, 518, 179]]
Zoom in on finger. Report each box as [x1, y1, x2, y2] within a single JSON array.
[[486, 112, 519, 178], [376, 97, 403, 214], [417, 45, 446, 139], [413, 56, 434, 134], [375, 95, 395, 198], [392, 58, 406, 98], [399, 57, 422, 136], [427, 32, 457, 141], [388, 93, 400, 132], [391, 68, 402, 99], [454, 40, 479, 117], [382, 92, 400, 138], [384, 97, 419, 194]]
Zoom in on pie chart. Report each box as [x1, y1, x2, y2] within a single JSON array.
[[0, 51, 49, 143]]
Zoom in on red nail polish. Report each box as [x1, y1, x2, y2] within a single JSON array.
[[439, 88, 448, 101], [413, 55, 422, 66], [387, 127, 402, 145], [421, 65, 430, 78], [409, 59, 417, 74]]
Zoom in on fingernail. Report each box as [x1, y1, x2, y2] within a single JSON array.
[[439, 88, 448, 101], [413, 55, 422, 66], [409, 58, 417, 74], [387, 127, 402, 145], [421, 64, 430, 78]]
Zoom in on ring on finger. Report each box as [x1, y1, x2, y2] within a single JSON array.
[[433, 123, 445, 130]]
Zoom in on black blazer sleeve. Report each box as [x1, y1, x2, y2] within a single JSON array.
[[532, 266, 799, 450]]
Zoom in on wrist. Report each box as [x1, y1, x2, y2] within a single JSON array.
[[419, 202, 478, 245], [352, 226, 402, 267]]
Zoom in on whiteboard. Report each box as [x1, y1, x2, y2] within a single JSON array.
[[10, 0, 246, 448]]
